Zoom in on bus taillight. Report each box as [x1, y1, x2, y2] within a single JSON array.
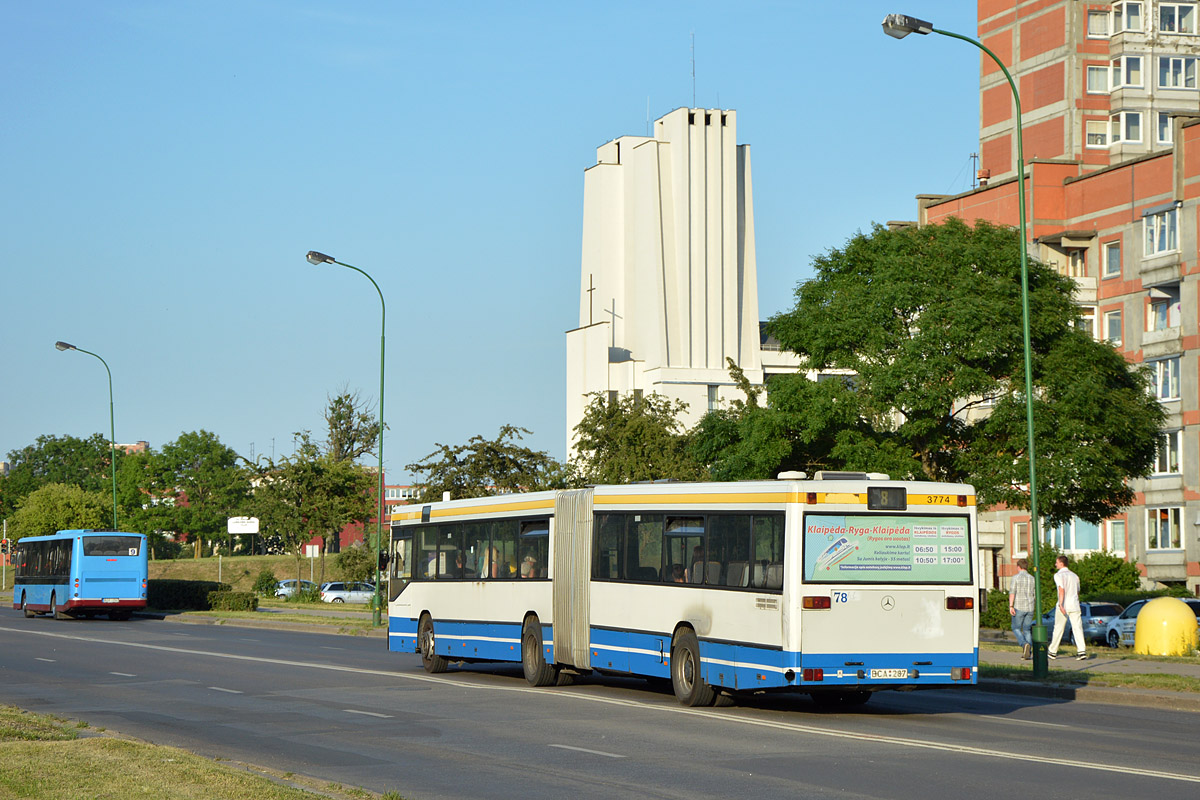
[[803, 596, 832, 610], [951, 667, 972, 681], [946, 597, 974, 610], [802, 668, 824, 682], [957, 495, 968, 507]]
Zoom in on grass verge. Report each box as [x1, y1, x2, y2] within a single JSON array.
[[979, 663, 1200, 693], [0, 705, 399, 800]]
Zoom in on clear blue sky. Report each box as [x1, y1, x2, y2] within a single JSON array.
[[2, 1, 980, 478]]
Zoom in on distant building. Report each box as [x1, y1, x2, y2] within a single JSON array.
[[117, 441, 149, 455], [566, 107, 801, 453]]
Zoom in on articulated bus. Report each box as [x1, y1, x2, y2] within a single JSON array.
[[387, 473, 979, 706], [13, 530, 148, 620]]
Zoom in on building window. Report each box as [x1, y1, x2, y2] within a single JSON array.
[[1158, 56, 1197, 88], [1159, 112, 1175, 144], [1160, 3, 1197, 33], [1076, 307, 1096, 337], [1146, 507, 1182, 550], [1114, 1, 1144, 32], [1086, 119, 1110, 148], [1102, 240, 1122, 276], [1106, 519, 1126, 556], [1143, 207, 1177, 255], [1148, 283, 1181, 330], [1151, 356, 1181, 400], [1089, 9, 1112, 36], [707, 384, 719, 412], [1112, 55, 1144, 88], [1013, 520, 1030, 556], [1111, 111, 1143, 143], [1104, 309, 1123, 345], [1088, 64, 1111, 93], [1154, 430, 1182, 474], [1047, 518, 1101, 552]]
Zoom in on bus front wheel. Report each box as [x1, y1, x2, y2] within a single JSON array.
[[419, 614, 448, 674], [671, 628, 715, 707], [21, 593, 34, 618], [521, 617, 561, 687]]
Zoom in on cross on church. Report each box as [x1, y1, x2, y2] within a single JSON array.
[[586, 274, 595, 325], [607, 298, 622, 347]]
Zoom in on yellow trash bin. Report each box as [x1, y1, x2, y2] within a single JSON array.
[[1133, 597, 1200, 656]]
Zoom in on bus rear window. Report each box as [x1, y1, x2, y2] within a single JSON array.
[[803, 514, 971, 584], [83, 536, 142, 557]]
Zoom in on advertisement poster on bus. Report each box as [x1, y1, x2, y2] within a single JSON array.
[[803, 514, 972, 583]]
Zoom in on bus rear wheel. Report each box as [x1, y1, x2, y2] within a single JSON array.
[[21, 593, 34, 618], [51, 592, 71, 620], [419, 614, 448, 674], [671, 628, 715, 707], [521, 617, 561, 687]]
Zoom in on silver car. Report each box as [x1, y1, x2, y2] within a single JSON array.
[[1042, 601, 1124, 645], [1106, 598, 1200, 648], [319, 581, 375, 604], [274, 579, 317, 599]]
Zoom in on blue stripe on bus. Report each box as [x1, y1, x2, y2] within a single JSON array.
[[387, 616, 976, 689]]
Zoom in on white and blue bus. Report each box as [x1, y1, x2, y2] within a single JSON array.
[[387, 473, 979, 706], [12, 530, 148, 621]]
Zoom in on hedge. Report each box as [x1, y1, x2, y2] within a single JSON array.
[[147, 579, 231, 611], [207, 591, 258, 612]]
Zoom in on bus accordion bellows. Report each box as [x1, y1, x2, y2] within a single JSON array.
[[12, 529, 149, 621], [387, 474, 979, 707]]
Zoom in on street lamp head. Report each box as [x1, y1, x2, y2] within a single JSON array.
[[882, 13, 933, 39], [55, 341, 76, 352], [306, 250, 336, 266]]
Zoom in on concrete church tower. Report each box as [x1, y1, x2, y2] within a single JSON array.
[[566, 107, 794, 451]]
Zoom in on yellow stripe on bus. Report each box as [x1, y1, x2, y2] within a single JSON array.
[[593, 492, 798, 506], [391, 498, 555, 523]]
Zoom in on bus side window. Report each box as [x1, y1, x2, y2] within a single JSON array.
[[493, 520, 519, 580], [593, 514, 624, 581], [709, 514, 751, 588], [417, 526, 439, 580], [752, 515, 785, 591], [627, 514, 662, 582]]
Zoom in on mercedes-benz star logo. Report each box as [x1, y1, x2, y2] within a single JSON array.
[[881, 595, 896, 611]]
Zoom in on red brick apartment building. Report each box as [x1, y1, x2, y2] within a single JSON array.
[[919, 1, 1200, 594]]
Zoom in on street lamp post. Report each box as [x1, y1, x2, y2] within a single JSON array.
[[55, 341, 119, 532], [882, 13, 1048, 677], [306, 250, 387, 628]]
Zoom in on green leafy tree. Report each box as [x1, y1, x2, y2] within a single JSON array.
[[572, 393, 704, 484], [335, 543, 374, 584], [0, 433, 118, 518], [324, 390, 383, 464], [1074, 550, 1141, 594], [698, 219, 1163, 525], [407, 425, 573, 502], [148, 430, 251, 557], [8, 483, 111, 538]]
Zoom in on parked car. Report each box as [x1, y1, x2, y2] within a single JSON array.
[[274, 579, 317, 599], [1040, 601, 1124, 645], [319, 581, 375, 604], [1106, 597, 1200, 648]]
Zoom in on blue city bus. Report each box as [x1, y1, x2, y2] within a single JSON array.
[[12, 530, 148, 620]]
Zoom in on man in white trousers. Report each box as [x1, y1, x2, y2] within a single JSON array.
[[1048, 555, 1088, 661]]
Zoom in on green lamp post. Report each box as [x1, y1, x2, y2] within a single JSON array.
[[882, 13, 1048, 677], [55, 341, 119, 532], [306, 250, 387, 628]]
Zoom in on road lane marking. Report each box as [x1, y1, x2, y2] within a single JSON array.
[[549, 744, 624, 758], [345, 709, 392, 718], [981, 715, 1069, 729], [35, 658, 55, 663], [209, 687, 243, 694], [4, 624, 1197, 785], [110, 672, 136, 677]]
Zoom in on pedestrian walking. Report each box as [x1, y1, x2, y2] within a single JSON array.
[[1008, 558, 1036, 660], [1048, 555, 1087, 660]]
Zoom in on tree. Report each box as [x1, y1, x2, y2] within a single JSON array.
[[698, 219, 1164, 524], [0, 433, 118, 518], [407, 425, 572, 502], [324, 390, 382, 464], [335, 543, 374, 584], [572, 393, 705, 484], [1074, 550, 1141, 594], [147, 430, 251, 557], [8, 483, 111, 539]]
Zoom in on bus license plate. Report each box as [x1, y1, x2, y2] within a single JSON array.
[[870, 668, 909, 679], [102, 598, 119, 604]]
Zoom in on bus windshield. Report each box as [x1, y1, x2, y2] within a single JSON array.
[[82, 536, 142, 557], [803, 513, 971, 584]]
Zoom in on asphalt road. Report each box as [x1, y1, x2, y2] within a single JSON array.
[[1, 610, 1198, 800]]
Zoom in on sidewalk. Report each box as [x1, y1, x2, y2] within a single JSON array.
[[976, 630, 1200, 712]]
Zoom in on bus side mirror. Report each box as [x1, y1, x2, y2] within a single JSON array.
[[378, 551, 390, 571]]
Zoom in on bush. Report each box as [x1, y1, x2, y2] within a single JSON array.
[[980, 588, 1011, 630], [147, 579, 231, 610], [207, 591, 258, 612], [296, 584, 321, 603], [1074, 550, 1140, 594], [335, 543, 374, 584], [251, 566, 279, 596]]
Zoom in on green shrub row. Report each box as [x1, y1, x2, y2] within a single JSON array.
[[147, 579, 231, 611], [207, 591, 258, 611]]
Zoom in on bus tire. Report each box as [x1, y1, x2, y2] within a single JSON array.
[[671, 628, 715, 707], [51, 593, 70, 620], [419, 614, 448, 674], [21, 593, 35, 618], [521, 617, 559, 687]]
